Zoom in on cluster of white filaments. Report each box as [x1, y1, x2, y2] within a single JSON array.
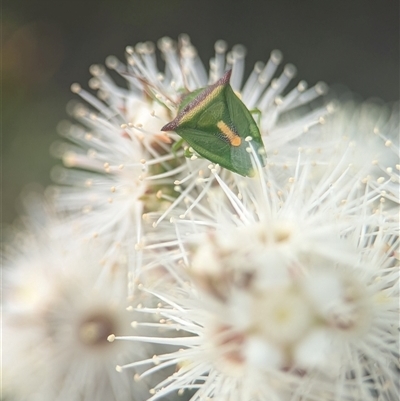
[[47, 35, 330, 267], [3, 36, 399, 401], [2, 204, 153, 401], [114, 127, 399, 401]]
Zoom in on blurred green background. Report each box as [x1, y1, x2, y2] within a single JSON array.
[[2, 0, 399, 224]]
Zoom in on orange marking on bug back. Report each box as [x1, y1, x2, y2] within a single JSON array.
[[217, 121, 242, 147]]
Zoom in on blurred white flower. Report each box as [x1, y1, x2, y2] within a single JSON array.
[[297, 98, 399, 203], [335, 100, 399, 203], [2, 199, 152, 401], [48, 88, 176, 275]]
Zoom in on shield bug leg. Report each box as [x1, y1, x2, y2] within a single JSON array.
[[171, 138, 185, 155], [250, 108, 262, 126]]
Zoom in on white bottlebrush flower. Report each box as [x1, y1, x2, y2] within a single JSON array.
[[116, 237, 399, 400], [336, 100, 399, 203], [296, 98, 400, 203], [114, 142, 399, 401], [2, 200, 152, 401], [48, 86, 177, 275], [48, 35, 330, 266]]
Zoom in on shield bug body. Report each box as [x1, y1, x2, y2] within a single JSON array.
[[161, 70, 266, 177]]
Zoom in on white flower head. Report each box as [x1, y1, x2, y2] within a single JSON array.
[[114, 142, 399, 401], [335, 100, 400, 203], [295, 98, 400, 203], [2, 204, 152, 401], [48, 91, 178, 272], [123, 221, 397, 401]]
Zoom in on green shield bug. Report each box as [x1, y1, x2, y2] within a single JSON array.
[[161, 70, 266, 177]]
